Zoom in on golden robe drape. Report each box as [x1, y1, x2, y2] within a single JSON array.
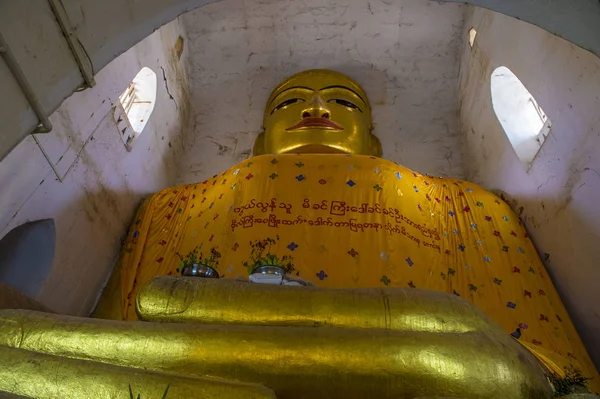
[[116, 154, 599, 391]]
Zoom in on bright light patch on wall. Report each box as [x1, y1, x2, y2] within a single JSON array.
[[491, 66, 551, 169], [114, 67, 157, 150], [468, 28, 477, 48]]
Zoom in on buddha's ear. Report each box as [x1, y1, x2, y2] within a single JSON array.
[[369, 134, 383, 157], [253, 132, 266, 156]]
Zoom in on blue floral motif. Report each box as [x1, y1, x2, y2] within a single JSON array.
[[503, 216, 509, 221], [453, 229, 460, 235], [466, 188, 473, 193], [346, 180, 356, 187], [395, 172, 402, 179], [448, 210, 455, 216], [483, 256, 491, 263], [296, 174, 305, 182], [518, 247, 525, 254], [470, 223, 477, 229], [458, 244, 465, 252], [287, 242, 299, 251], [316, 270, 328, 280], [507, 302, 517, 309], [406, 257, 414, 267], [413, 185, 419, 193]]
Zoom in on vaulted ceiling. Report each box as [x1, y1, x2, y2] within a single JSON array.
[[1, 0, 598, 161]]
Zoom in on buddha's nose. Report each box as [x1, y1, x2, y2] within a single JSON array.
[[302, 94, 330, 119]]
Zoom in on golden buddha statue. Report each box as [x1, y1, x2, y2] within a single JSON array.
[[254, 69, 382, 156], [1, 70, 598, 398]]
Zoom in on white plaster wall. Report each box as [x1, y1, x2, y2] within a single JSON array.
[[2, 0, 597, 161], [441, 0, 600, 58], [458, 7, 600, 368], [0, 19, 192, 316], [177, 0, 467, 183]]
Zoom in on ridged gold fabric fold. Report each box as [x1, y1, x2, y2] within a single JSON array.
[[136, 277, 578, 394], [136, 276, 496, 333], [0, 345, 275, 399], [0, 309, 550, 399], [104, 154, 598, 393]]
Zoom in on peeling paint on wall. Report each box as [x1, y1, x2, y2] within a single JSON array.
[[177, 0, 467, 184], [0, 19, 193, 316]]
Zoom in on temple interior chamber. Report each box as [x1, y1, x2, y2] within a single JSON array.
[[1, 1, 600, 398]]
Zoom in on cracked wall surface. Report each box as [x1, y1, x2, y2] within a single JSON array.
[[459, 6, 600, 368], [177, 0, 467, 183], [0, 19, 192, 316]]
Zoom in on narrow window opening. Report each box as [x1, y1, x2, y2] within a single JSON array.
[[468, 28, 477, 48], [114, 67, 157, 150], [491, 66, 551, 169]]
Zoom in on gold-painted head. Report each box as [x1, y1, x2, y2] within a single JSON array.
[[253, 69, 382, 157]]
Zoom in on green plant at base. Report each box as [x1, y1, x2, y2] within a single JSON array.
[[243, 235, 295, 275], [176, 245, 222, 272], [546, 366, 591, 397], [128, 384, 170, 399]]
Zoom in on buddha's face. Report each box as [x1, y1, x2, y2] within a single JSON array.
[[253, 70, 382, 156]]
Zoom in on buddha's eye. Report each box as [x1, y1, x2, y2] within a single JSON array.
[[271, 98, 305, 114], [328, 99, 362, 112]]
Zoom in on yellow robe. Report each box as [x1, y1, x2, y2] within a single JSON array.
[[116, 154, 599, 390]]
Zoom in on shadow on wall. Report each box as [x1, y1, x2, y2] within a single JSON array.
[[494, 189, 600, 366], [0, 219, 55, 298], [31, 187, 148, 316], [184, 60, 463, 183], [178, 0, 468, 182]]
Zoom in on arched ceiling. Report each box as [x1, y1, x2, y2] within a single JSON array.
[[1, 0, 599, 161], [440, 0, 600, 59]]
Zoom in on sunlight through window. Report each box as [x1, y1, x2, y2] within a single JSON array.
[[114, 67, 157, 150], [491, 66, 551, 169], [468, 28, 477, 48]]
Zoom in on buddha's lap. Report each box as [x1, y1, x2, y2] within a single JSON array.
[[112, 154, 599, 390]]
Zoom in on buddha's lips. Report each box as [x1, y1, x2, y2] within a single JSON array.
[[286, 118, 343, 131]]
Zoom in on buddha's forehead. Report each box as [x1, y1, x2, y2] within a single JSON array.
[[267, 69, 369, 106]]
